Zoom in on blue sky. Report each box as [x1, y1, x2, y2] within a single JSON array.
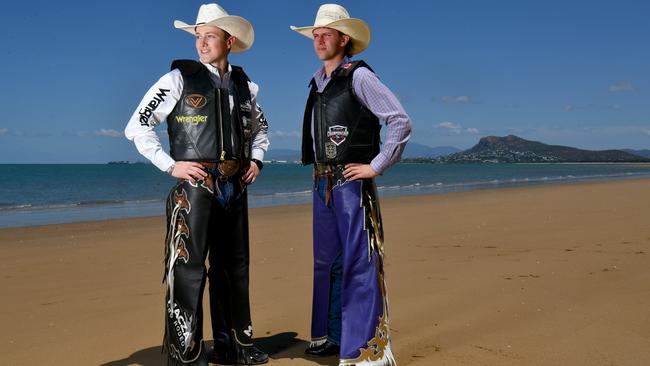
[[0, 0, 648, 163]]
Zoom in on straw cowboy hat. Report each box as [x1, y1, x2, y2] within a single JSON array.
[[290, 4, 371, 55], [174, 3, 254, 53]]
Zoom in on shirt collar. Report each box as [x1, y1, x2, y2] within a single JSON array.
[[202, 62, 232, 80], [313, 56, 352, 81]]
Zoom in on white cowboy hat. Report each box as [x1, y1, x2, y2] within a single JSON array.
[[174, 3, 254, 53], [290, 4, 371, 55]]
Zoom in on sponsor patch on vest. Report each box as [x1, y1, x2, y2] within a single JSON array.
[[184, 94, 207, 109], [139, 88, 170, 126], [325, 142, 337, 159], [175, 115, 208, 124], [327, 125, 349, 146]]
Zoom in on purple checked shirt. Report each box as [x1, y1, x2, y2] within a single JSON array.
[[312, 57, 412, 175]]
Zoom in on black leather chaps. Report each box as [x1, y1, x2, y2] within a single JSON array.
[[162, 174, 253, 363]]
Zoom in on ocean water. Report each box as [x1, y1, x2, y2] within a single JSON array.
[[1, 163, 650, 228]]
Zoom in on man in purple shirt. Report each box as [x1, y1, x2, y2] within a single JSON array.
[[291, 4, 411, 365]]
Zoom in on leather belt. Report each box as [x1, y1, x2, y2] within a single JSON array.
[[199, 162, 218, 169], [314, 163, 347, 183], [200, 160, 241, 177], [314, 163, 344, 176]]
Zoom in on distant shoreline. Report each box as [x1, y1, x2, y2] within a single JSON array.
[[2, 173, 650, 230]]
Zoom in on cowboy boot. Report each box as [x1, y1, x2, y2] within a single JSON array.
[[235, 344, 269, 365], [209, 344, 268, 365]]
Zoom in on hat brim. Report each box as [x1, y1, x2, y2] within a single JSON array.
[[174, 15, 254, 53], [290, 18, 370, 55]]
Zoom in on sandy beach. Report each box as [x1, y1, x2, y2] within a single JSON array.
[[1, 178, 649, 366]]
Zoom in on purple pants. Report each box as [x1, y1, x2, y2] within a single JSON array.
[[311, 178, 395, 364]]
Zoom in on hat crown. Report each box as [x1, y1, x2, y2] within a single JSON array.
[[196, 3, 229, 24], [174, 3, 254, 53], [313, 4, 351, 26], [289, 3, 370, 55]]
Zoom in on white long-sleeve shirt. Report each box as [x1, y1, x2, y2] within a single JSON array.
[[125, 62, 269, 172]]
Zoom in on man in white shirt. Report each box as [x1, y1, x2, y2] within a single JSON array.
[[125, 4, 268, 365]]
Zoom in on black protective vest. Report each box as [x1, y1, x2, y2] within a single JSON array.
[[167, 60, 253, 163], [301, 60, 381, 165]]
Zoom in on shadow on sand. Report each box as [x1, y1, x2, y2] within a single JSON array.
[[100, 331, 338, 365]]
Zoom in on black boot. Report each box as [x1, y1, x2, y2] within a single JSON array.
[[209, 343, 236, 365], [209, 344, 268, 365], [305, 340, 340, 357], [235, 345, 269, 365]]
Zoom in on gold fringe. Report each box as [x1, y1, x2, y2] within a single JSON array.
[[339, 313, 395, 365]]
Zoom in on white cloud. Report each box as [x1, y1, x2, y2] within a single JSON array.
[[435, 121, 478, 135], [564, 103, 624, 111], [6, 130, 52, 137], [441, 95, 470, 104], [436, 121, 461, 130], [0, 128, 7, 135], [95, 129, 123, 137], [609, 81, 635, 93], [641, 128, 650, 136], [270, 130, 300, 138]]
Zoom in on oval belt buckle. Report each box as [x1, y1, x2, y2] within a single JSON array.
[[218, 160, 240, 177]]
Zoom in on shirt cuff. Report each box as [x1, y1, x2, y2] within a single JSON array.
[[155, 155, 176, 174], [251, 148, 265, 162], [370, 158, 388, 176]]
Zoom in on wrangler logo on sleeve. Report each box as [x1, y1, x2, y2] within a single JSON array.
[[139, 88, 170, 126]]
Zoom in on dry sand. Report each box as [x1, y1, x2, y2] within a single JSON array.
[[1, 179, 649, 366]]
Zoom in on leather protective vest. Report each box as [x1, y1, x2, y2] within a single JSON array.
[[301, 60, 381, 165], [167, 60, 253, 163]]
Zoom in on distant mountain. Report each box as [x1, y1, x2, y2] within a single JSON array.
[[264, 148, 301, 162], [623, 149, 650, 159], [403, 143, 461, 158], [441, 135, 650, 163]]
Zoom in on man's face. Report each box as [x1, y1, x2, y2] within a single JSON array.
[[195, 25, 233, 64], [312, 27, 349, 61]]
